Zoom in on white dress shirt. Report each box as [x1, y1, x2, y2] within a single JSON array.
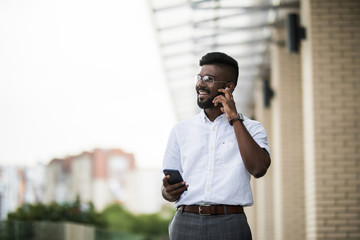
[[163, 110, 270, 207]]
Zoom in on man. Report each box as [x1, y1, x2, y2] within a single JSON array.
[[162, 52, 271, 240]]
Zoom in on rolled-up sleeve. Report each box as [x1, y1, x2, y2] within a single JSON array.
[[162, 126, 182, 171], [248, 121, 270, 156]]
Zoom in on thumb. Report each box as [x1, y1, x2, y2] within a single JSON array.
[[163, 175, 170, 187]]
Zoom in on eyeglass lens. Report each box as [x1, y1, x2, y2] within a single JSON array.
[[195, 75, 215, 86]]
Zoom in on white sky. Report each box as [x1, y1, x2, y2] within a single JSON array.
[[0, 0, 176, 169]]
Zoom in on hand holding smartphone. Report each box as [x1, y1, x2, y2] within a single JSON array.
[[163, 169, 184, 185], [162, 169, 188, 202]]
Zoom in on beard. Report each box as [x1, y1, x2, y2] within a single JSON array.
[[197, 95, 216, 109], [196, 87, 213, 109]]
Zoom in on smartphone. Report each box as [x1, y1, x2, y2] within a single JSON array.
[[215, 91, 225, 107], [163, 169, 184, 185]]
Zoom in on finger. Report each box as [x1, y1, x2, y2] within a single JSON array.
[[172, 184, 188, 193], [167, 181, 187, 191], [213, 95, 226, 104], [224, 87, 233, 100], [218, 88, 233, 100], [166, 184, 187, 198], [213, 97, 229, 109], [163, 180, 184, 193], [168, 184, 188, 197], [162, 175, 170, 187], [217, 88, 226, 95]]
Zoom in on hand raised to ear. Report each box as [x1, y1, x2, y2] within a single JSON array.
[[213, 88, 238, 119]]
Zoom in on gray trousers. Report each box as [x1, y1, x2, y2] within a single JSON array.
[[168, 210, 252, 240]]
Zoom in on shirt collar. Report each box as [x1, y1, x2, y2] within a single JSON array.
[[200, 109, 228, 123]]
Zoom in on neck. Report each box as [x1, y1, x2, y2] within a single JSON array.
[[204, 107, 223, 122]]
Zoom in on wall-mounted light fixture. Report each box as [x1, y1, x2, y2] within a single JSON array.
[[263, 78, 274, 108], [287, 13, 306, 53]]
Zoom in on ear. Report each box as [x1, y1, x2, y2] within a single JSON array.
[[226, 82, 236, 93]]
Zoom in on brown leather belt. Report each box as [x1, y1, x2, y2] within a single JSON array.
[[178, 205, 244, 215]]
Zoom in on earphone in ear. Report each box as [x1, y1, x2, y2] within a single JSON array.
[[226, 82, 234, 93]]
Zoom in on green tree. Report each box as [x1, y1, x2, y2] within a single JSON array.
[[101, 204, 136, 232], [101, 203, 173, 240], [7, 197, 105, 227]]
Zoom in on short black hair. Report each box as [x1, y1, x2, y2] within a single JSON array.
[[199, 52, 239, 86]]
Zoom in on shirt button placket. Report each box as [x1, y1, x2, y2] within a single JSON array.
[[204, 122, 217, 202]]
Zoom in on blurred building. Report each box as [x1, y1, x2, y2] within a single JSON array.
[[44, 148, 163, 213], [0, 148, 164, 219], [0, 167, 23, 220], [24, 163, 46, 204], [150, 0, 360, 239], [0, 165, 39, 220]]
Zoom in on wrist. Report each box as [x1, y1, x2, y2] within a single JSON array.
[[228, 113, 244, 126]]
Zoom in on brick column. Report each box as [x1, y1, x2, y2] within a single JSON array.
[[301, 0, 360, 239], [252, 76, 274, 240], [270, 27, 305, 240]]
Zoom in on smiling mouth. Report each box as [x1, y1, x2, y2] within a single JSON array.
[[197, 90, 209, 98]]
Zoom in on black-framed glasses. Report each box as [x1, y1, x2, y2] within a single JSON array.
[[194, 74, 228, 87]]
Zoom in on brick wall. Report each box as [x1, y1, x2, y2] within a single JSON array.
[[253, 79, 274, 240], [301, 0, 360, 239], [270, 27, 305, 240]]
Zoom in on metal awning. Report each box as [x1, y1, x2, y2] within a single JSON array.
[[149, 0, 299, 121]]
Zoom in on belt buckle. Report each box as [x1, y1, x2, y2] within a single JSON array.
[[198, 205, 211, 215]]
